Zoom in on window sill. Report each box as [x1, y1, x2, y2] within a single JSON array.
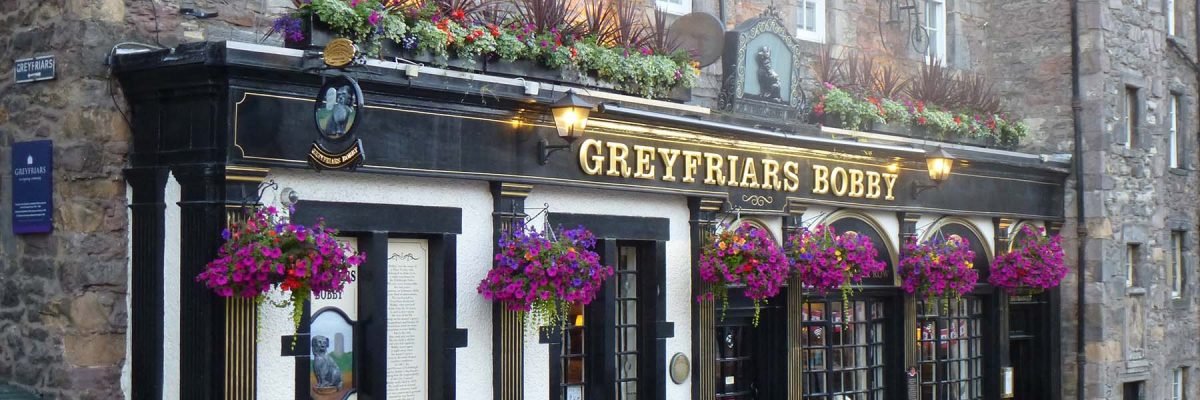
[[1168, 167, 1190, 176], [1126, 286, 1146, 296]]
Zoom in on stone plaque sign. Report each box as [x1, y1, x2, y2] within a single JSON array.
[[309, 237, 359, 399], [14, 55, 55, 83], [719, 7, 806, 121], [386, 239, 428, 400], [12, 140, 53, 234]]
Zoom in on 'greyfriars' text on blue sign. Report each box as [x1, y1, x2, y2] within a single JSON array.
[[14, 55, 55, 83], [12, 140, 53, 234]]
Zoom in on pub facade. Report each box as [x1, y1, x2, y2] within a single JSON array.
[[112, 10, 1068, 400]]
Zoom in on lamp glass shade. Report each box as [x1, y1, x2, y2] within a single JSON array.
[[925, 148, 955, 182], [551, 91, 593, 141]]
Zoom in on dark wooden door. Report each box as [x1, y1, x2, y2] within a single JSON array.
[[715, 290, 786, 400], [1008, 293, 1050, 399]]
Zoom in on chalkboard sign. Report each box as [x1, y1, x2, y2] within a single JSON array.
[[906, 366, 920, 400]]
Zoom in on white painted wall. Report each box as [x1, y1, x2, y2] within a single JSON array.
[[122, 183, 132, 400], [163, 174, 181, 400], [122, 175, 183, 400], [254, 170, 494, 400], [524, 185, 693, 400]]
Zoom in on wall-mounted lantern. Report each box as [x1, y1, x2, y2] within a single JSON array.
[[539, 90, 593, 165], [912, 147, 955, 198]]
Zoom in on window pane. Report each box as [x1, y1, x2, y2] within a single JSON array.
[[1126, 88, 1138, 148], [1172, 95, 1183, 168], [802, 297, 886, 399], [615, 246, 638, 400], [917, 297, 983, 400], [805, 2, 817, 31]]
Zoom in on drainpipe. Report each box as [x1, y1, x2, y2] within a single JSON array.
[[1069, 0, 1087, 400]]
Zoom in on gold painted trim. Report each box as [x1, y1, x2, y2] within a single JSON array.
[[226, 176, 267, 183], [818, 210, 903, 285], [920, 216, 996, 260], [233, 91, 1060, 186], [226, 165, 270, 174], [1005, 220, 1043, 253], [499, 191, 530, 198]]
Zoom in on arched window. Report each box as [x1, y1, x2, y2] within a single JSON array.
[[801, 213, 898, 400], [916, 221, 992, 400]]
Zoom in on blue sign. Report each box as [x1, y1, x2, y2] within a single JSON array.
[[12, 140, 53, 234], [14, 55, 55, 83]]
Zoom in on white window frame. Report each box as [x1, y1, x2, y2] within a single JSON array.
[[1171, 231, 1184, 298], [655, 0, 691, 16], [1127, 244, 1138, 288], [1168, 0, 1177, 36], [1171, 94, 1180, 164], [795, 0, 826, 43], [1126, 88, 1138, 149], [1173, 367, 1186, 400], [925, 0, 947, 64]]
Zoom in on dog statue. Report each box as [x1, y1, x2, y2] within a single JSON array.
[[311, 335, 344, 390]]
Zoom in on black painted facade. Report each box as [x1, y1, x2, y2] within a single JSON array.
[[113, 41, 1068, 400]]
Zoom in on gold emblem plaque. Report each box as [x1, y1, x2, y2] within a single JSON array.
[[323, 38, 357, 68]]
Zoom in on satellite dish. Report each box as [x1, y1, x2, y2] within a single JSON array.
[[666, 12, 725, 67]]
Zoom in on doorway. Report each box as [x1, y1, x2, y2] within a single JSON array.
[[714, 290, 787, 400]]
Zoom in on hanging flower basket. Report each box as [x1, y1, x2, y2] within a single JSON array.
[[785, 224, 887, 303], [697, 222, 790, 327], [988, 225, 1067, 295], [195, 206, 364, 333], [899, 235, 978, 302], [477, 222, 613, 328]]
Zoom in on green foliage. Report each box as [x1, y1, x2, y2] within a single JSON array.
[[284, 0, 699, 98], [815, 84, 1029, 148]]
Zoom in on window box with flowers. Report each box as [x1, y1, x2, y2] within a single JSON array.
[[809, 53, 1029, 149], [697, 222, 791, 327], [272, 0, 700, 100], [194, 206, 364, 334], [477, 222, 614, 328], [988, 225, 1068, 296]]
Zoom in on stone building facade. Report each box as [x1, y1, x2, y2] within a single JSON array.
[[0, 1, 1194, 400], [1070, 1, 1200, 399]]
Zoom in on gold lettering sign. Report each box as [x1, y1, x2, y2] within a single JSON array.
[[308, 140, 364, 170], [576, 138, 900, 200]]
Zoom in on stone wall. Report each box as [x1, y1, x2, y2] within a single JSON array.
[[1069, 0, 1200, 398], [688, 0, 1075, 154], [0, 1, 283, 398]]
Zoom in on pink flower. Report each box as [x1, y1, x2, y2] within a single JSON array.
[[350, 0, 361, 6], [368, 11, 381, 26]]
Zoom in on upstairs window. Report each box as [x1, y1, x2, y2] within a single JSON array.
[[1127, 244, 1140, 288], [1174, 367, 1188, 400], [1168, 0, 1177, 36], [1125, 87, 1140, 149], [1171, 231, 1184, 298], [655, 0, 691, 16], [1171, 94, 1183, 168], [796, 0, 826, 43], [925, 0, 947, 63]]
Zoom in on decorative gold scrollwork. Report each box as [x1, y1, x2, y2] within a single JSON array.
[[741, 194, 774, 207], [323, 38, 357, 68]]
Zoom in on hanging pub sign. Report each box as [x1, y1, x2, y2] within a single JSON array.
[[14, 55, 55, 83], [309, 75, 366, 171], [12, 140, 53, 234]]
